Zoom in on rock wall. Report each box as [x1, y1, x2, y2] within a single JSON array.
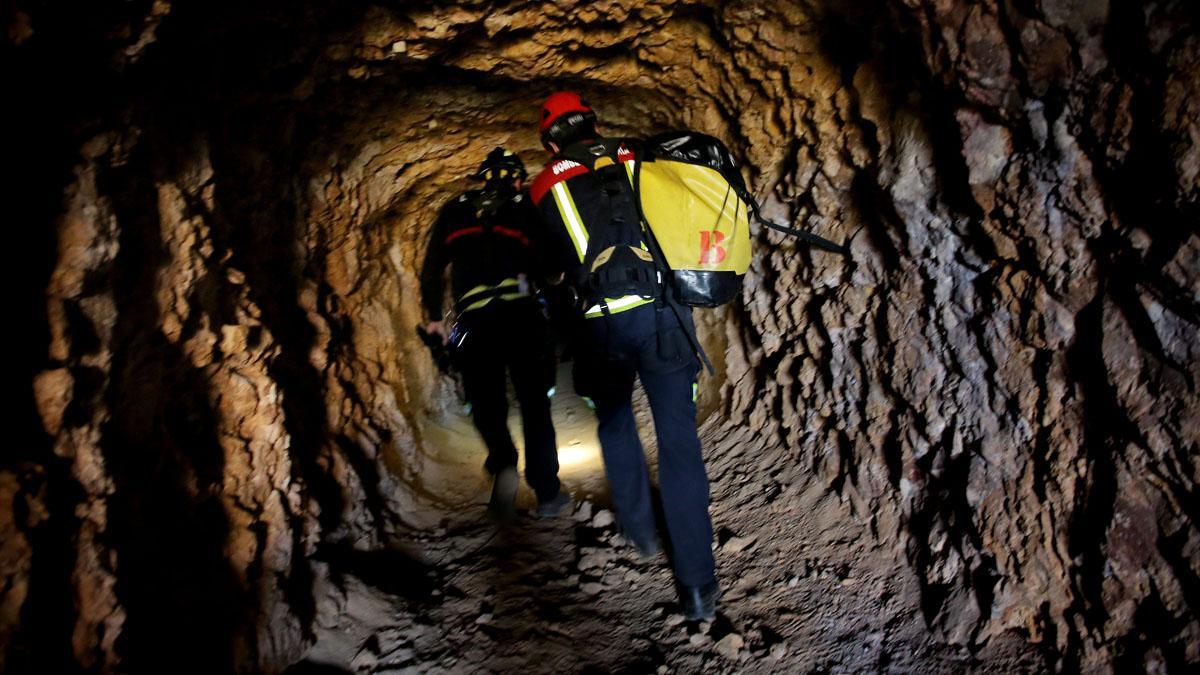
[[4, 0, 1196, 672], [7, 4, 416, 672]]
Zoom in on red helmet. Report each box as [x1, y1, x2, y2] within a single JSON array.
[[539, 91, 592, 134], [539, 91, 598, 149]]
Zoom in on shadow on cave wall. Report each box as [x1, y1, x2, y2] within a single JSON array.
[[8, 2, 139, 672], [5, 0, 388, 670], [96, 138, 245, 673], [102, 1, 396, 667]]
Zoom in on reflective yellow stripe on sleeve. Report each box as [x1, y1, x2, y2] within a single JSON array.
[[457, 278, 529, 313], [460, 291, 530, 313], [551, 182, 588, 262], [459, 278, 521, 302]]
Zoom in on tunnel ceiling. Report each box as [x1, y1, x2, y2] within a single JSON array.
[[7, 0, 1199, 673]]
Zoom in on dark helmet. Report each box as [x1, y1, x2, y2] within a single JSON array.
[[473, 147, 527, 182], [539, 91, 597, 150]]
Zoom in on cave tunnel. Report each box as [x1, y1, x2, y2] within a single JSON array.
[[5, 0, 1199, 673]]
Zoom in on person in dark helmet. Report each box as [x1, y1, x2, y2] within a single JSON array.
[[420, 147, 572, 522], [528, 92, 720, 620]]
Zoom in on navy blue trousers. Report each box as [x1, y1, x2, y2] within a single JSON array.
[[575, 303, 716, 587], [456, 300, 561, 503]]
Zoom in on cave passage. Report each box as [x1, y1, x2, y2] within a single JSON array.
[[6, 1, 1199, 674]]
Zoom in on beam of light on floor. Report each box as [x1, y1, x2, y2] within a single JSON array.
[[557, 439, 602, 471]]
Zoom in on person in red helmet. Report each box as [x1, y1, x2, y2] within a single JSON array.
[[421, 147, 572, 523], [529, 92, 720, 621]]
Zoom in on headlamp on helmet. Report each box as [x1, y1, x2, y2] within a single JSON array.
[[474, 147, 527, 183]]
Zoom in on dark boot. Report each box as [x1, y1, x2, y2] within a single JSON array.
[[488, 466, 519, 524], [536, 491, 573, 518], [678, 580, 720, 621]]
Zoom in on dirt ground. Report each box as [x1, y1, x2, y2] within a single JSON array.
[[286, 373, 1042, 674]]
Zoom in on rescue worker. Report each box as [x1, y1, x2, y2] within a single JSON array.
[[528, 93, 720, 620], [420, 148, 572, 522]]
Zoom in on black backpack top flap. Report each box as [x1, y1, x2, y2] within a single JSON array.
[[643, 131, 752, 201]]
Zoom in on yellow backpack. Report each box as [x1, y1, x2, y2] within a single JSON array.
[[634, 132, 846, 307]]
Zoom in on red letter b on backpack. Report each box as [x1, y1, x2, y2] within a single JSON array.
[[699, 230, 727, 266]]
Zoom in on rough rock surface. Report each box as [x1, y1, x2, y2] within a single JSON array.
[[5, 0, 1197, 673]]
